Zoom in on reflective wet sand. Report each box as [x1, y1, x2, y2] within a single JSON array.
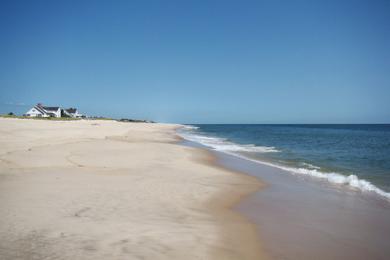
[[219, 152, 390, 260]]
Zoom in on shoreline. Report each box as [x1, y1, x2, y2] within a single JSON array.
[[178, 125, 390, 202], [179, 130, 390, 259], [0, 118, 267, 259], [190, 147, 267, 259], [211, 144, 390, 260], [183, 145, 268, 259]]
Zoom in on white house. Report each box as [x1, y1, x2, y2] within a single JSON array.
[[62, 108, 83, 118], [25, 104, 62, 118]]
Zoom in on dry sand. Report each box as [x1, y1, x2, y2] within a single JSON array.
[[0, 118, 266, 260]]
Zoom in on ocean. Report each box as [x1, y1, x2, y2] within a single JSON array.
[[178, 124, 390, 200]]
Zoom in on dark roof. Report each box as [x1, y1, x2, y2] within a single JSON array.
[[34, 105, 47, 114], [42, 106, 60, 111], [65, 108, 77, 113]]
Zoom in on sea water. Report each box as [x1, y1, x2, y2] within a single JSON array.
[[178, 124, 390, 200]]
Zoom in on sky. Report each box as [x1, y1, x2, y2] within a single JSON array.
[[0, 0, 389, 123]]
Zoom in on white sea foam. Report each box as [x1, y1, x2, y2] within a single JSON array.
[[278, 166, 390, 200], [182, 125, 199, 130], [299, 162, 321, 170], [179, 126, 279, 153], [178, 126, 390, 201]]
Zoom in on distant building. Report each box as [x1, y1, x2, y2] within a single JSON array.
[[25, 103, 61, 118], [62, 108, 83, 118]]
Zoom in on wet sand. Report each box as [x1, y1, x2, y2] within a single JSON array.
[[218, 151, 390, 260], [0, 118, 267, 260]]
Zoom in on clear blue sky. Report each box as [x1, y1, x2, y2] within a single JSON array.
[[0, 0, 389, 123]]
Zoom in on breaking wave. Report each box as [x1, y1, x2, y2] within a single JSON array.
[[257, 160, 390, 200], [179, 126, 279, 153]]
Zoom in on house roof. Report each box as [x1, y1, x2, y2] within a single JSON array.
[[65, 108, 77, 113], [42, 106, 60, 111], [33, 105, 47, 114]]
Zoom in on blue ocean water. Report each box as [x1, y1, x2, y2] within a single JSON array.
[[179, 124, 390, 199]]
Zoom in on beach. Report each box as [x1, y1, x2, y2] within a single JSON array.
[[0, 118, 266, 260]]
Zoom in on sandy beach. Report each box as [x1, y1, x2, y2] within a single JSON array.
[[0, 118, 266, 260]]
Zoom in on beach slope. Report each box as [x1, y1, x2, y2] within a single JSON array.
[[0, 118, 264, 260]]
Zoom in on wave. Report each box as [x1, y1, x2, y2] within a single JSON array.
[[179, 126, 279, 153], [182, 125, 199, 130], [178, 125, 390, 201], [263, 162, 390, 200], [299, 162, 321, 170]]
